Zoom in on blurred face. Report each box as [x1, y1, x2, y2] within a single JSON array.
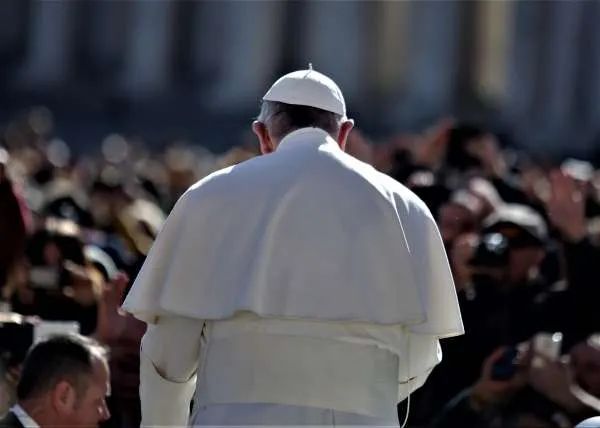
[[53, 358, 111, 427], [89, 192, 113, 227], [439, 203, 476, 244]]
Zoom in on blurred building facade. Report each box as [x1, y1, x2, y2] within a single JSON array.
[[0, 0, 598, 155]]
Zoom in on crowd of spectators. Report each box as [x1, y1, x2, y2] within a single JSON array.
[[0, 106, 599, 428]]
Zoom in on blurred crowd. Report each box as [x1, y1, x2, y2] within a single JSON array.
[[1, 107, 600, 428]]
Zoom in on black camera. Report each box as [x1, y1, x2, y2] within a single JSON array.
[[468, 233, 510, 268], [0, 318, 34, 371]]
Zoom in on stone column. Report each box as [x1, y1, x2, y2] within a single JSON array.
[[87, 1, 129, 74], [576, 0, 600, 128], [473, 0, 512, 105], [15, 0, 74, 89], [538, 0, 585, 127], [206, 1, 285, 112], [117, 1, 175, 97], [191, 1, 225, 83], [300, 1, 368, 106], [403, 0, 464, 112], [505, 1, 546, 123], [371, 1, 410, 97], [0, 0, 24, 55]]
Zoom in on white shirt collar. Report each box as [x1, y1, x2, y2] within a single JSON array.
[[276, 127, 337, 152], [11, 405, 40, 428]]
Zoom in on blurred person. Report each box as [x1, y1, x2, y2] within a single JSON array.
[[461, 204, 556, 353], [403, 120, 534, 211], [0, 148, 31, 299], [456, 204, 552, 347], [431, 339, 594, 428], [216, 146, 257, 169], [468, 177, 505, 219], [88, 168, 165, 279], [345, 128, 373, 164], [0, 334, 110, 428], [0, 313, 41, 416], [40, 176, 94, 228], [438, 189, 482, 246], [571, 336, 600, 427], [8, 219, 102, 335], [481, 204, 549, 286], [387, 119, 453, 187], [123, 67, 463, 427], [163, 143, 199, 202], [92, 265, 145, 428], [404, 169, 451, 220], [546, 171, 600, 345], [559, 159, 600, 218], [570, 335, 600, 399], [410, 204, 556, 424], [512, 334, 600, 425]]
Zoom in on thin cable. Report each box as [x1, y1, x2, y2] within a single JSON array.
[[400, 393, 410, 428], [400, 332, 411, 428]]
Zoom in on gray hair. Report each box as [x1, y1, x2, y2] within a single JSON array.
[[257, 101, 343, 140]]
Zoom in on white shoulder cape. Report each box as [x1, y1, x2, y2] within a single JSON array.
[[122, 129, 463, 337]]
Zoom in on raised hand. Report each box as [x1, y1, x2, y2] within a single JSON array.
[[409, 118, 454, 168], [95, 272, 131, 342], [546, 170, 586, 242], [450, 233, 478, 291], [465, 134, 506, 178], [470, 346, 529, 411]]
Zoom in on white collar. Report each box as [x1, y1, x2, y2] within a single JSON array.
[[11, 405, 40, 428], [276, 128, 338, 152]]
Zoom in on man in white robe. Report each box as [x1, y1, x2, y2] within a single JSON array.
[[122, 66, 464, 427]]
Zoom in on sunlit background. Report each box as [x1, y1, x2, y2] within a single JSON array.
[[0, 0, 599, 156]]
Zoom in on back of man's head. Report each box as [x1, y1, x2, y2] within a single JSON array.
[[17, 333, 107, 402], [258, 101, 343, 141], [253, 67, 354, 154]]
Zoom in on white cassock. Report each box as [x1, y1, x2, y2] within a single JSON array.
[[122, 127, 464, 427]]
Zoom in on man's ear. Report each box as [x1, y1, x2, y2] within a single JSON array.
[[336, 119, 355, 151], [252, 121, 275, 155], [52, 380, 77, 415]]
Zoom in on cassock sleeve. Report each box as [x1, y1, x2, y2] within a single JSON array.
[[139, 316, 203, 426]]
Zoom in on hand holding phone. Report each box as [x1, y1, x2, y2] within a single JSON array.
[[471, 346, 528, 410], [490, 347, 519, 381]]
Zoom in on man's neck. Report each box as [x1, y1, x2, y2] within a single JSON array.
[[17, 401, 47, 427]]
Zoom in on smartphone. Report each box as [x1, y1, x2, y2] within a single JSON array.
[[532, 332, 563, 368], [28, 266, 61, 291], [491, 347, 519, 381]]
